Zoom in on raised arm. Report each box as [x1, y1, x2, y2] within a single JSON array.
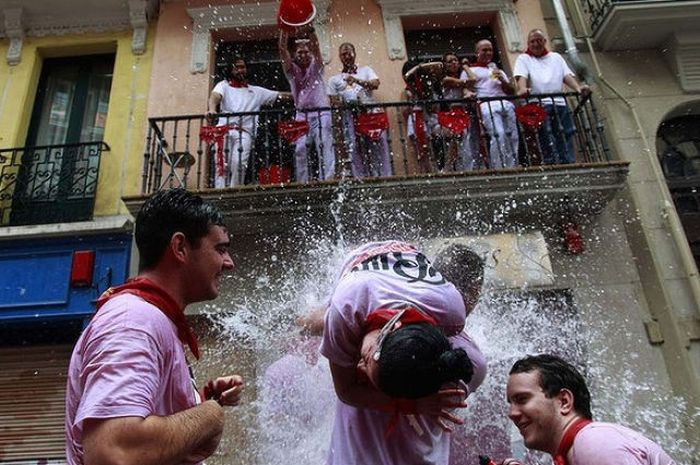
[[307, 28, 323, 64], [278, 30, 293, 74], [82, 400, 224, 465]]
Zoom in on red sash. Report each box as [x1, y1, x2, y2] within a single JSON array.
[[199, 125, 234, 178], [515, 103, 547, 130], [437, 107, 471, 135], [278, 120, 310, 143], [95, 277, 200, 360], [553, 418, 593, 465], [354, 112, 389, 141]]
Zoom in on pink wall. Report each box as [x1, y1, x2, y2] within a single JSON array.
[[146, 0, 546, 117], [147, 1, 210, 118]]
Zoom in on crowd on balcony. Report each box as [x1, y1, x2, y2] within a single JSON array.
[[203, 28, 592, 188]]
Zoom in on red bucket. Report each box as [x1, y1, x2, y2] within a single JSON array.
[[259, 164, 292, 184], [277, 0, 317, 31]]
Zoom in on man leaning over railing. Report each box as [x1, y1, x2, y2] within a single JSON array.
[[513, 29, 591, 165], [206, 56, 291, 188]]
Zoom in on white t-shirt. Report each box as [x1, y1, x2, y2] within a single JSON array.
[[470, 64, 510, 98], [513, 52, 574, 105], [328, 66, 379, 105], [212, 80, 279, 131]]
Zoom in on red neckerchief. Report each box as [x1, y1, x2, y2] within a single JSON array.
[[365, 307, 437, 332], [95, 277, 200, 359], [472, 61, 490, 68], [342, 64, 357, 74], [229, 79, 248, 88], [526, 48, 550, 58], [553, 417, 593, 465], [364, 307, 438, 437]]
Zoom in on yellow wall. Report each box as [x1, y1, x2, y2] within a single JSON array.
[[0, 29, 155, 216]]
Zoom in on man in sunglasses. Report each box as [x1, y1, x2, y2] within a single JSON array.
[[309, 241, 486, 465]]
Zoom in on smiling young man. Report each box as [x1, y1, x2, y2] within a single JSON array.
[[506, 354, 676, 465], [65, 188, 243, 465], [206, 56, 291, 187]]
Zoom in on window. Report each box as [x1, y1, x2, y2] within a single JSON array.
[[10, 54, 114, 225]]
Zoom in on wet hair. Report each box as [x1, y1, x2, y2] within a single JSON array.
[[510, 354, 593, 419], [442, 51, 458, 63], [339, 42, 355, 53], [402, 59, 419, 80], [224, 55, 246, 79], [432, 244, 485, 297], [377, 323, 474, 398], [135, 188, 225, 271]]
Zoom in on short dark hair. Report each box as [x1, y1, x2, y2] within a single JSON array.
[[510, 354, 593, 419], [377, 323, 474, 398], [339, 42, 355, 53], [135, 188, 225, 271], [432, 244, 484, 296]]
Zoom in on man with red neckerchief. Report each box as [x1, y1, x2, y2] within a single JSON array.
[[513, 29, 590, 165], [471, 39, 518, 169], [505, 354, 675, 465], [206, 56, 291, 187], [300, 241, 487, 465], [65, 188, 242, 465]]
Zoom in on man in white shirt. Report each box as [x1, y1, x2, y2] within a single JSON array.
[[328, 43, 392, 178], [471, 40, 518, 169], [206, 56, 290, 187], [513, 29, 590, 165]]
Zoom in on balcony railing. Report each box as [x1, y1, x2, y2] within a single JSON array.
[[0, 141, 109, 226], [142, 93, 610, 194]]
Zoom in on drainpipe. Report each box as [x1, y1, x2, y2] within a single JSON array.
[[550, 0, 591, 82]]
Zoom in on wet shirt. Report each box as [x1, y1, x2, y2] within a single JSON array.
[[285, 58, 330, 110], [570, 422, 676, 465], [513, 52, 573, 106], [469, 64, 510, 98], [320, 241, 487, 465], [328, 66, 379, 105], [65, 293, 199, 465]]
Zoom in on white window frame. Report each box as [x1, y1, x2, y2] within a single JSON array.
[[375, 0, 524, 60]]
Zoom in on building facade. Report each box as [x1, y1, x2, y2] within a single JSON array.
[[1, 0, 698, 463]]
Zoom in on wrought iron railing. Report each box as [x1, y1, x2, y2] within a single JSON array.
[[581, 0, 687, 33], [0, 141, 109, 226], [142, 92, 610, 194]]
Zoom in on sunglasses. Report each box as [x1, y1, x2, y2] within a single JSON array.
[[372, 309, 407, 361]]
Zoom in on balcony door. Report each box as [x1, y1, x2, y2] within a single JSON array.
[[11, 54, 114, 225]]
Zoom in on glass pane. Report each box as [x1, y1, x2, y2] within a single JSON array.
[[34, 71, 78, 146], [80, 64, 113, 142]]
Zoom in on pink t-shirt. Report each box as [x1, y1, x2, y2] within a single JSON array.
[[285, 58, 330, 110], [320, 241, 486, 465], [65, 293, 199, 465], [570, 422, 676, 465]]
